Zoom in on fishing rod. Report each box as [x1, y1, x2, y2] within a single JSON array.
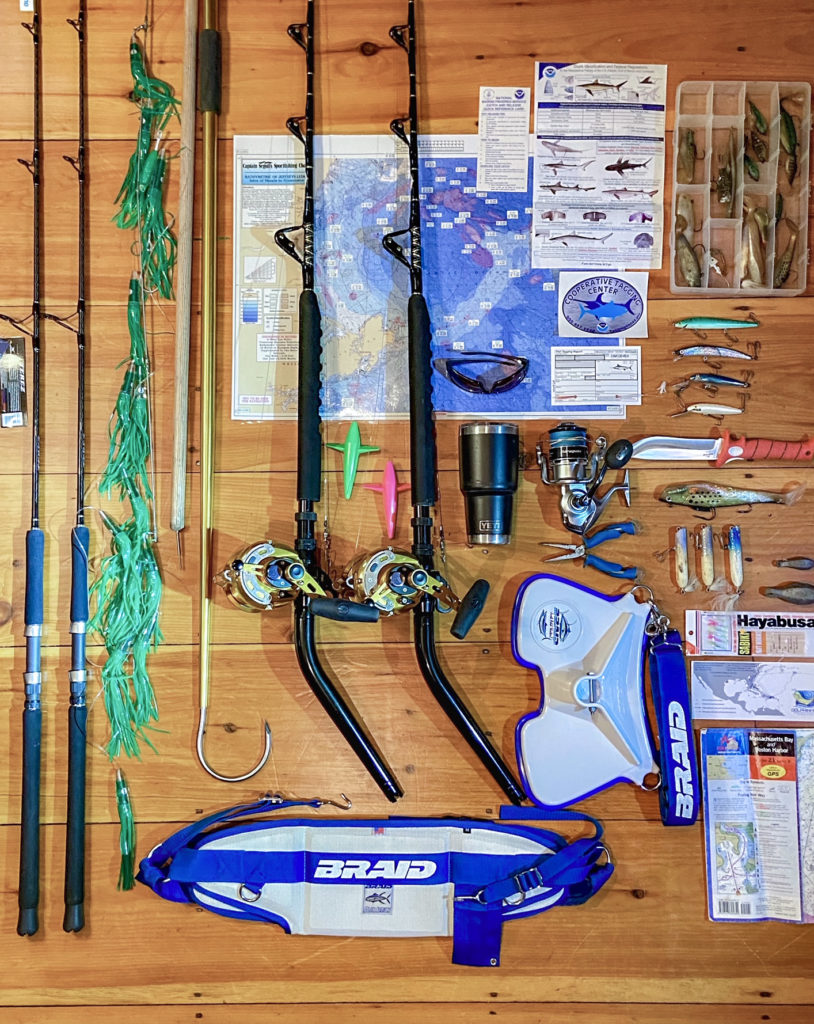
[[196, 0, 271, 782], [44, 1, 89, 934], [217, 0, 402, 802], [364, 0, 524, 803], [170, 0, 198, 558], [1, 7, 46, 936]]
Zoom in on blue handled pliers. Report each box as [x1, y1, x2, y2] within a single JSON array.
[[540, 521, 639, 580]]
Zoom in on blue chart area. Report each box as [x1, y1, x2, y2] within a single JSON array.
[[313, 141, 619, 419], [418, 152, 620, 417]]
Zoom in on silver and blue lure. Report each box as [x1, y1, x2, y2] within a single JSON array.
[[723, 525, 744, 592]]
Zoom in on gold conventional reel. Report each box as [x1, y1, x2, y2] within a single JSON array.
[[216, 541, 326, 612], [342, 548, 479, 622]]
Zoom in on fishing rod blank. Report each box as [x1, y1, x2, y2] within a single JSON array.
[[196, 0, 272, 783], [381, 0, 525, 804], [15, 8, 45, 937], [62, 2, 89, 934], [217, 0, 402, 802], [42, 3, 89, 933]]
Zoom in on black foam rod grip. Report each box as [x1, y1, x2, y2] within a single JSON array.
[[17, 707, 42, 936], [310, 597, 380, 623], [298, 289, 323, 502], [198, 28, 222, 114], [407, 293, 437, 507], [63, 704, 87, 933], [450, 578, 490, 639]]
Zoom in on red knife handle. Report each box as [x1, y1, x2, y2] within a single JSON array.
[[716, 430, 814, 466]]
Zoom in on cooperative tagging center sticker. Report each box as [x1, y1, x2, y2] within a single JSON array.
[[557, 270, 648, 338]]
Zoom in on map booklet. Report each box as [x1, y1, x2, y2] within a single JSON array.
[[701, 729, 814, 924], [231, 134, 626, 422]]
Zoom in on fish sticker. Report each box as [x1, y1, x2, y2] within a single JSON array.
[[560, 275, 644, 335]]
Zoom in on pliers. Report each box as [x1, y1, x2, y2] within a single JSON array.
[[540, 521, 639, 580]]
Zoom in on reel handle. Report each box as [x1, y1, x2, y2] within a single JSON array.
[[604, 438, 633, 470], [586, 437, 633, 502], [310, 597, 380, 623], [450, 578, 490, 639]]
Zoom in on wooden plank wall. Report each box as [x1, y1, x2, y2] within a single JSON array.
[[1, 0, 813, 1020]]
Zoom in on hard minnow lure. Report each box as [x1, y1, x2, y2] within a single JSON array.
[[660, 481, 805, 516], [672, 372, 753, 394], [774, 557, 814, 570], [671, 396, 746, 419], [673, 342, 759, 364], [673, 315, 760, 331]]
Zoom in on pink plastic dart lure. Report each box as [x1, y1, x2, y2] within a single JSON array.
[[365, 461, 410, 538]]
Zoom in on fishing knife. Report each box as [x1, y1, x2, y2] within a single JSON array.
[[631, 430, 814, 466]]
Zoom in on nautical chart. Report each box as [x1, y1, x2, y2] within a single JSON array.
[[692, 660, 814, 723], [231, 135, 625, 422], [702, 728, 814, 923]]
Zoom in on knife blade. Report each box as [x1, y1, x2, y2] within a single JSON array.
[[631, 430, 814, 467]]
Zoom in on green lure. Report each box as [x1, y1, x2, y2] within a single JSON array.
[[116, 769, 137, 891], [673, 316, 759, 330], [115, 35, 178, 298]]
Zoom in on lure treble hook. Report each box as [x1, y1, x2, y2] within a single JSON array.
[[195, 705, 272, 784]]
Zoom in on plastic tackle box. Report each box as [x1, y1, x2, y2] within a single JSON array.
[[670, 80, 810, 296]]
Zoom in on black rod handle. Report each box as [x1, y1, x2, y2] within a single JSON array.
[[18, 707, 42, 936], [310, 597, 380, 623], [64, 524, 89, 932], [297, 289, 323, 502], [63, 704, 87, 932], [198, 27, 222, 115], [450, 579, 490, 640], [295, 599, 402, 802], [415, 598, 525, 804], [407, 294, 437, 507]]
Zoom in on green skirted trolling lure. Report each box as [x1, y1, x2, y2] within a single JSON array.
[[116, 769, 136, 891], [114, 34, 179, 297], [90, 276, 163, 759]]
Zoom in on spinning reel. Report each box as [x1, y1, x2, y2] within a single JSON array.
[[342, 548, 489, 639], [537, 422, 633, 535]]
